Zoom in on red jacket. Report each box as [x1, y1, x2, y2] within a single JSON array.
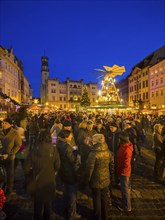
[[116, 143, 133, 177]]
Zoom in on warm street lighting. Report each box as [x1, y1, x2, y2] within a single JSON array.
[[34, 99, 39, 104]]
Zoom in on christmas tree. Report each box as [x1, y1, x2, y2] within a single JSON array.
[[80, 86, 91, 107]]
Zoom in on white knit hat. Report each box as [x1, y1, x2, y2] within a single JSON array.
[[92, 134, 105, 144]]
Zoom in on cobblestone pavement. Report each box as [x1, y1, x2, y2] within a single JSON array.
[[2, 134, 165, 220]]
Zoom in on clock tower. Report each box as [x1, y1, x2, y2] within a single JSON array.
[[41, 56, 49, 105]]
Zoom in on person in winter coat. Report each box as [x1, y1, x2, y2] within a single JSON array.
[[24, 129, 60, 220], [85, 134, 114, 220], [116, 131, 133, 212], [56, 129, 81, 220], [62, 120, 76, 148], [106, 121, 121, 186], [76, 120, 97, 175], [123, 121, 137, 160], [27, 116, 40, 150], [0, 118, 22, 199], [106, 121, 121, 155], [153, 123, 164, 179], [94, 120, 107, 138], [50, 118, 63, 144]]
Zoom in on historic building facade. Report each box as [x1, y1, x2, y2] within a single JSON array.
[[40, 56, 98, 110], [128, 45, 165, 110], [0, 46, 32, 105], [149, 59, 165, 109], [116, 77, 129, 105]]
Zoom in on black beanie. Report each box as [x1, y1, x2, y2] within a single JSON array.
[[3, 118, 13, 125], [63, 120, 72, 127]]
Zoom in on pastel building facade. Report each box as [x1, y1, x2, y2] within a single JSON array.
[[128, 45, 165, 110], [0, 46, 32, 104], [149, 59, 165, 109]]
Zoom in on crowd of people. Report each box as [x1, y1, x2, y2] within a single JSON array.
[[0, 110, 164, 220]]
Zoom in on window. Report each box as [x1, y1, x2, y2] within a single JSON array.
[[134, 85, 136, 91], [152, 81, 154, 86], [152, 92, 154, 97], [51, 89, 56, 93], [52, 96, 55, 101], [160, 78, 163, 84], [143, 93, 145, 100], [161, 90, 163, 96], [146, 92, 148, 99], [146, 80, 148, 87], [156, 91, 158, 96], [143, 81, 145, 88], [139, 83, 141, 89], [60, 97, 62, 101], [156, 79, 158, 85]]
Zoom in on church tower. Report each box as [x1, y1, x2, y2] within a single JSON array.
[[40, 56, 49, 105]]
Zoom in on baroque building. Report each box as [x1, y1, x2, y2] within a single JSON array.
[[116, 77, 129, 105], [40, 56, 98, 110], [128, 45, 165, 110], [0, 46, 32, 105], [149, 59, 165, 109]]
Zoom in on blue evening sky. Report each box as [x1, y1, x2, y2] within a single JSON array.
[[0, 0, 165, 97]]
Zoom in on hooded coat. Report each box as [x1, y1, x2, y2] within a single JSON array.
[[56, 137, 77, 185], [0, 127, 22, 160], [24, 142, 60, 202], [85, 142, 114, 188]]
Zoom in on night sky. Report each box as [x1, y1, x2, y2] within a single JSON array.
[[0, 0, 164, 97]]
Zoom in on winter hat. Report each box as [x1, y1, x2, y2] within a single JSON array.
[[87, 120, 93, 125], [96, 120, 103, 124], [125, 120, 132, 125], [3, 118, 13, 125], [109, 122, 118, 127], [119, 131, 129, 141], [92, 134, 105, 144], [63, 120, 72, 127]]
